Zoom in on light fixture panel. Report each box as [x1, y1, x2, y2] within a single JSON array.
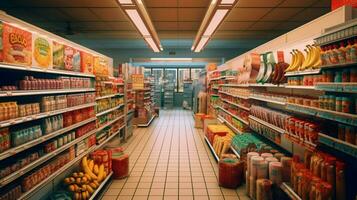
[[203, 9, 228, 37], [125, 9, 151, 36], [220, 0, 236, 4], [118, 0, 133, 4], [145, 37, 160, 52], [194, 37, 210, 52]]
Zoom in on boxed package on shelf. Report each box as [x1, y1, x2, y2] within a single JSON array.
[[32, 33, 52, 69], [1, 22, 32, 66], [80, 51, 94, 74], [290, 150, 348, 200]]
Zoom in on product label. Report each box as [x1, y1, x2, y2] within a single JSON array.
[[33, 34, 52, 68]]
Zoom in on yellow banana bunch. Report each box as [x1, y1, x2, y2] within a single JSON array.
[[285, 51, 297, 72], [298, 45, 322, 70]]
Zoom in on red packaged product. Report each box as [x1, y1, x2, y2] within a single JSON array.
[[218, 158, 243, 188], [112, 154, 129, 179]]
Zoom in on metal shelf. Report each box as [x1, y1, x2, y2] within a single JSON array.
[[0, 117, 96, 161], [217, 116, 243, 135], [96, 104, 124, 117], [249, 115, 285, 134], [137, 115, 155, 127], [18, 144, 97, 200], [280, 182, 302, 200], [319, 132, 357, 158], [218, 106, 249, 125], [0, 102, 96, 128], [96, 115, 125, 132], [315, 82, 357, 93], [320, 62, 357, 70], [284, 69, 321, 77], [88, 172, 113, 200], [204, 136, 219, 162], [230, 146, 241, 159], [0, 88, 95, 97], [0, 63, 95, 78], [95, 125, 125, 150], [250, 95, 286, 105], [218, 91, 250, 100], [284, 85, 316, 90], [222, 99, 250, 111], [96, 94, 119, 100], [0, 127, 97, 188]]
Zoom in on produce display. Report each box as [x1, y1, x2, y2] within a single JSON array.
[[285, 45, 322, 72], [62, 156, 108, 200]]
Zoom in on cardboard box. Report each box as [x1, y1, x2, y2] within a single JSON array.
[[52, 41, 64, 69], [80, 51, 94, 74], [3, 22, 32, 66], [32, 33, 52, 69]]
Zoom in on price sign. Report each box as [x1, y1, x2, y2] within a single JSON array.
[[132, 74, 144, 90]]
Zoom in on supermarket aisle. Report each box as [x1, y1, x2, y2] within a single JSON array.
[[103, 109, 248, 200]]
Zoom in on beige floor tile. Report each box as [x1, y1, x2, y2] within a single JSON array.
[[166, 176, 178, 183], [180, 171, 191, 176], [109, 182, 125, 189], [165, 188, 179, 196], [207, 189, 222, 196], [179, 196, 193, 200], [120, 189, 136, 196], [193, 188, 208, 196], [152, 182, 165, 189], [150, 188, 165, 196], [117, 195, 133, 200], [127, 176, 141, 183], [148, 196, 163, 200], [153, 177, 166, 182], [178, 188, 193, 196], [224, 195, 240, 200], [135, 188, 150, 196], [178, 176, 191, 182], [193, 196, 209, 200], [132, 196, 148, 200], [208, 196, 224, 200], [156, 168, 167, 172], [140, 176, 153, 182], [205, 182, 220, 189], [221, 188, 238, 196], [163, 196, 178, 200], [191, 172, 203, 177], [192, 182, 206, 189], [137, 182, 152, 189], [191, 176, 205, 182], [165, 182, 178, 189], [155, 171, 167, 176], [105, 188, 121, 196], [204, 177, 218, 183], [239, 195, 251, 200], [112, 179, 127, 183], [123, 182, 139, 189], [179, 182, 192, 189], [102, 195, 117, 200], [167, 171, 178, 176]]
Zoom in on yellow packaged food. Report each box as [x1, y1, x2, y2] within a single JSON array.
[[32, 34, 52, 68]]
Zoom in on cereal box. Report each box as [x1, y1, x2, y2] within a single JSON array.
[[52, 41, 64, 69], [32, 34, 52, 69], [64, 45, 74, 71], [72, 48, 81, 72], [0, 21, 3, 62], [3, 23, 32, 66], [93, 56, 108, 76], [80, 51, 94, 74]]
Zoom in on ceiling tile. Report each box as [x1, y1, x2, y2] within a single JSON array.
[[236, 0, 283, 7], [32, 8, 71, 21], [312, 0, 331, 7], [154, 22, 178, 30], [249, 21, 281, 30], [148, 8, 178, 21], [274, 21, 303, 30], [178, 22, 200, 30], [144, 0, 178, 7], [107, 22, 136, 30], [72, 22, 114, 30], [219, 21, 254, 30], [178, 8, 207, 21], [5, 0, 119, 7], [60, 8, 99, 21], [91, 8, 127, 21], [226, 8, 272, 21], [178, 0, 210, 7], [260, 8, 304, 21], [290, 7, 330, 21], [214, 30, 283, 39], [279, 0, 317, 7]]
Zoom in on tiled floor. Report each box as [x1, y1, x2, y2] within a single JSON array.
[[103, 109, 249, 200]]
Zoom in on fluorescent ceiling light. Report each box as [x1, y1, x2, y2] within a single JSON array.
[[125, 9, 150, 36], [194, 37, 209, 52], [220, 0, 236, 4], [211, 0, 217, 4], [203, 9, 228, 36], [150, 58, 193, 61], [145, 37, 160, 52], [117, 0, 133, 4]]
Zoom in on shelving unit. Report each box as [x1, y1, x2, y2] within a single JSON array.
[[204, 136, 220, 162]]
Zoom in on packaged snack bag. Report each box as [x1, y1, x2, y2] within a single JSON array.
[[3, 22, 32, 66], [52, 41, 64, 69], [72, 48, 81, 72], [80, 51, 94, 74], [32, 33, 52, 68], [64, 45, 74, 71]]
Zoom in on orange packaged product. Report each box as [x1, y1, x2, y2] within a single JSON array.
[[80, 51, 94, 74], [32, 33, 52, 68], [2, 22, 32, 66], [64, 45, 74, 71]]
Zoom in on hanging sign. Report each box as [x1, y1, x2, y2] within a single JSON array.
[[132, 74, 144, 90]]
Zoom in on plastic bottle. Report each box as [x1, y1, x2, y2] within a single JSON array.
[[351, 39, 357, 62], [346, 40, 353, 62], [338, 42, 347, 64]]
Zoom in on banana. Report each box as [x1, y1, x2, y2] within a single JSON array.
[[82, 191, 87, 200], [82, 157, 98, 180], [304, 45, 316, 68], [89, 182, 98, 189], [301, 48, 311, 70], [86, 184, 94, 194], [312, 46, 322, 68], [93, 164, 99, 175], [285, 51, 297, 72], [74, 193, 81, 200], [295, 49, 305, 71], [97, 164, 105, 182], [88, 160, 94, 172]]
